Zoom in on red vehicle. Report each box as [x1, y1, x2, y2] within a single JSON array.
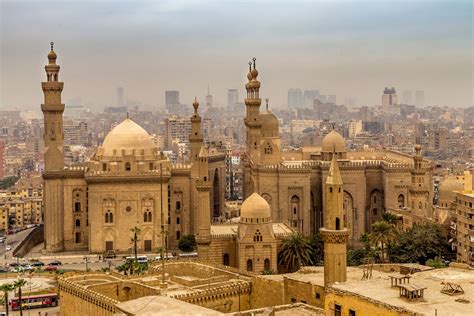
[[10, 293, 58, 311]]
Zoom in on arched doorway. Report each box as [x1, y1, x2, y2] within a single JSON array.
[[398, 194, 405, 208], [223, 253, 230, 266], [246, 259, 253, 271], [264, 258, 270, 270]]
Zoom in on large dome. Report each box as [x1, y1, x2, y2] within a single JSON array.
[[100, 119, 156, 157], [322, 130, 346, 153], [438, 175, 465, 204], [240, 193, 271, 222], [260, 111, 279, 137]]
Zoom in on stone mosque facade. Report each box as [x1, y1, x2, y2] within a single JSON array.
[[41, 45, 433, 270], [240, 59, 434, 246], [41, 46, 226, 254]]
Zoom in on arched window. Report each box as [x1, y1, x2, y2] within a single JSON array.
[[109, 212, 113, 223], [125, 162, 131, 171], [143, 211, 152, 223], [176, 231, 181, 240], [246, 259, 253, 271], [253, 230, 262, 242], [264, 258, 270, 270], [418, 201, 423, 209], [291, 195, 300, 217], [397, 194, 405, 208], [105, 213, 109, 223], [223, 253, 230, 266], [335, 217, 340, 230], [75, 219, 81, 227], [176, 217, 180, 225], [264, 143, 273, 155]]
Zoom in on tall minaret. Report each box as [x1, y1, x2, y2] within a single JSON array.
[[196, 145, 212, 261], [244, 58, 262, 164], [320, 152, 350, 287], [41, 42, 64, 171], [41, 42, 65, 252], [189, 97, 203, 177], [410, 144, 431, 217]]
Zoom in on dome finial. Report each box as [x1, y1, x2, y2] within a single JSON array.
[[50, 42, 54, 51], [253, 57, 256, 70], [249, 61, 252, 72], [126, 112, 129, 119], [265, 98, 269, 111], [193, 97, 199, 114]]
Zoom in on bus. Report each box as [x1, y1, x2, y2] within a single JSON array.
[[125, 255, 148, 264], [178, 252, 198, 259], [10, 293, 58, 311]]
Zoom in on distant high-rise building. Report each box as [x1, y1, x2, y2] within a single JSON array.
[[0, 139, 4, 179], [227, 89, 239, 109], [165, 90, 180, 112], [206, 85, 213, 108], [382, 87, 397, 113], [288, 89, 303, 108], [164, 115, 192, 150], [117, 87, 124, 106], [415, 90, 425, 107], [345, 98, 356, 108], [318, 94, 327, 103], [328, 95, 337, 104], [303, 90, 320, 107], [402, 90, 413, 105]]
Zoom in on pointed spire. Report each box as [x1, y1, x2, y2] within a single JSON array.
[[326, 151, 343, 185], [198, 144, 208, 158]]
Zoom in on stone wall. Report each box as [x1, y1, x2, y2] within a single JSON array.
[[249, 276, 284, 309], [13, 224, 44, 257], [283, 276, 325, 308]]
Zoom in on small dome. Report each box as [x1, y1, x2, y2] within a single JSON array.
[[240, 193, 271, 220], [322, 130, 346, 153], [48, 50, 57, 62], [260, 111, 279, 137], [100, 119, 156, 157], [439, 176, 464, 204], [251, 68, 258, 79]]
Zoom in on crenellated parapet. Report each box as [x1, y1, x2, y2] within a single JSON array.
[[171, 281, 251, 305]]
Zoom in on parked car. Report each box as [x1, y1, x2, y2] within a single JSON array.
[[31, 261, 45, 267], [0, 267, 8, 273], [104, 250, 116, 259], [44, 265, 58, 271], [9, 262, 20, 267], [48, 260, 62, 266], [5, 245, 11, 251]]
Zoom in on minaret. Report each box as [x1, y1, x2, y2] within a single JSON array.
[[41, 42, 65, 252], [320, 152, 350, 287], [195, 145, 212, 261], [41, 42, 65, 171], [189, 97, 203, 177], [410, 144, 430, 217], [244, 57, 262, 164]]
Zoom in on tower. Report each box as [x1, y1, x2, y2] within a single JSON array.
[[244, 58, 262, 164], [195, 145, 212, 261], [409, 145, 431, 217], [260, 98, 281, 165], [42, 42, 65, 171], [41, 42, 65, 252], [189, 97, 203, 177], [320, 152, 349, 287]]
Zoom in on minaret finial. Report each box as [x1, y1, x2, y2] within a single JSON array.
[[50, 42, 54, 51], [265, 98, 269, 111], [126, 112, 129, 119], [249, 61, 252, 72], [193, 97, 199, 114], [331, 122, 336, 130], [253, 57, 256, 69]]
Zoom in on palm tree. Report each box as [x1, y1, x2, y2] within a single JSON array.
[[0, 283, 14, 316], [278, 233, 313, 272], [13, 279, 27, 316], [130, 226, 141, 261], [370, 221, 398, 261]]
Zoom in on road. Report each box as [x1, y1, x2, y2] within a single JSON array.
[[0, 227, 35, 260]]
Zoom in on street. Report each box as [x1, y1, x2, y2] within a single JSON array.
[[0, 228, 35, 260]]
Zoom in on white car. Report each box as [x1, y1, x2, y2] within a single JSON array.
[[5, 245, 11, 251]]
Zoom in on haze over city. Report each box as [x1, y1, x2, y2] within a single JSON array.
[[1, 0, 472, 111]]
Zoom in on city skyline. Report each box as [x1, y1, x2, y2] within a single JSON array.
[[0, 0, 472, 111]]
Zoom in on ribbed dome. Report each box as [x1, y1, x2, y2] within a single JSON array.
[[240, 193, 271, 221], [439, 176, 464, 204], [100, 119, 156, 157], [260, 111, 279, 137], [322, 130, 346, 153]]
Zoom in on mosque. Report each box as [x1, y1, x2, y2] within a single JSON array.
[[41, 45, 433, 273]]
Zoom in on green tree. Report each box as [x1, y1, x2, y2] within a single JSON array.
[[382, 211, 400, 225], [309, 234, 324, 265], [13, 279, 27, 316], [130, 226, 141, 261], [388, 223, 452, 264], [278, 233, 313, 272], [370, 220, 398, 261], [178, 234, 196, 253], [0, 283, 14, 316]]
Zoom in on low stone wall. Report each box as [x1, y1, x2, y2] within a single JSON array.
[[228, 302, 325, 316], [13, 225, 44, 258]]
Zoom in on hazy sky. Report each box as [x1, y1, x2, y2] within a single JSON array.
[[0, 0, 472, 111]]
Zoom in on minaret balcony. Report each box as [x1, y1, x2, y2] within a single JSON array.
[[319, 228, 350, 243]]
